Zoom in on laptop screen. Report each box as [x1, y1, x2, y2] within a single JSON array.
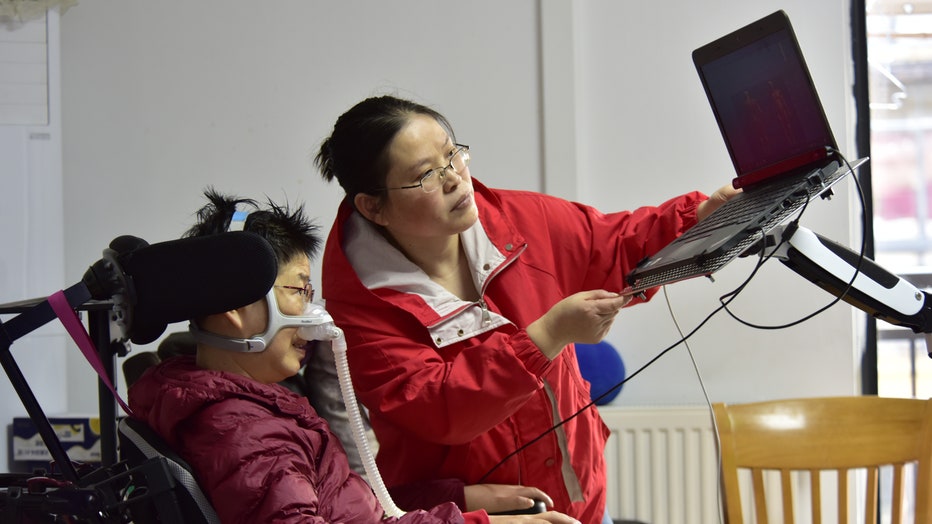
[[695, 13, 836, 187]]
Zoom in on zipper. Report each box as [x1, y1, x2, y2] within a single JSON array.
[[427, 243, 527, 328], [475, 243, 526, 325], [479, 299, 491, 325]]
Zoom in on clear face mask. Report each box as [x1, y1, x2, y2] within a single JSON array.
[[189, 288, 335, 352]]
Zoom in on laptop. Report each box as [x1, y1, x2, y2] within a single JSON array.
[[622, 9, 867, 296]]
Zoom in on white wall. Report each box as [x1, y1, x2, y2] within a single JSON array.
[[58, 0, 550, 415], [32, 0, 859, 462], [1, 11, 67, 474], [574, 1, 863, 406]]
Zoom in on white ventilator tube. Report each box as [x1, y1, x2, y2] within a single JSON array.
[[298, 305, 405, 518]]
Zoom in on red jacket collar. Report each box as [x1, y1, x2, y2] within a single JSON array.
[[320, 178, 525, 326]]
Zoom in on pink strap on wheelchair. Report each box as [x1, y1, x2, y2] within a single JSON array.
[[48, 290, 133, 415]]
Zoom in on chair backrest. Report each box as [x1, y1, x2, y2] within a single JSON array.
[[713, 396, 932, 524], [118, 417, 221, 524]]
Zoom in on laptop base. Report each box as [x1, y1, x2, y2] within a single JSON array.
[[622, 157, 867, 296]]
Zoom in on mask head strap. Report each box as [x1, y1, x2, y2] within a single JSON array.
[[189, 291, 332, 353], [228, 207, 249, 232], [188, 203, 331, 352]]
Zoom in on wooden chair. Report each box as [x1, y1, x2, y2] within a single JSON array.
[[712, 396, 932, 524]]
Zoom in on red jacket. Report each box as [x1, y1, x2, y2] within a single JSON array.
[[129, 356, 487, 524], [321, 179, 705, 524]]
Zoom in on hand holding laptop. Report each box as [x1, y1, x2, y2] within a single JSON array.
[[697, 184, 743, 222]]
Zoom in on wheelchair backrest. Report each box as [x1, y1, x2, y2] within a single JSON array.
[[118, 417, 220, 524]]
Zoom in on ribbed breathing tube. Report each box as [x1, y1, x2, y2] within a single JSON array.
[[298, 314, 405, 518]]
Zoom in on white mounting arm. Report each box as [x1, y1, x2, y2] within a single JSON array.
[[764, 224, 932, 354]]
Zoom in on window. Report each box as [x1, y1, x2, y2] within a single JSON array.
[[866, 0, 932, 399]]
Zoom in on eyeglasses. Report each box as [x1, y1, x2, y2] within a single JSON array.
[[376, 144, 470, 194], [275, 283, 315, 304]]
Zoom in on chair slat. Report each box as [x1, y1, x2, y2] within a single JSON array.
[[838, 468, 849, 524], [781, 470, 794, 524], [810, 470, 821, 524], [752, 469, 768, 524], [866, 467, 878, 524], [892, 463, 904, 524]]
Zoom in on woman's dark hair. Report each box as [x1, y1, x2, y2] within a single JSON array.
[[315, 95, 455, 203], [184, 187, 321, 266]]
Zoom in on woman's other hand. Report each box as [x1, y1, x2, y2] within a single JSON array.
[[464, 483, 553, 513], [487, 512, 581, 524], [527, 290, 630, 359]]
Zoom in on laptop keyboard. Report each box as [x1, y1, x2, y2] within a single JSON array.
[[678, 175, 804, 241]]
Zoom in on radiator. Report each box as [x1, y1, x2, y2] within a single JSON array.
[[600, 405, 720, 524]]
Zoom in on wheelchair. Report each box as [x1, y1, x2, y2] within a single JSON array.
[[1, 291, 219, 523]]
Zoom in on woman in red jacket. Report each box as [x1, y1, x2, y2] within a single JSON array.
[[129, 189, 579, 524], [315, 96, 737, 524]]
